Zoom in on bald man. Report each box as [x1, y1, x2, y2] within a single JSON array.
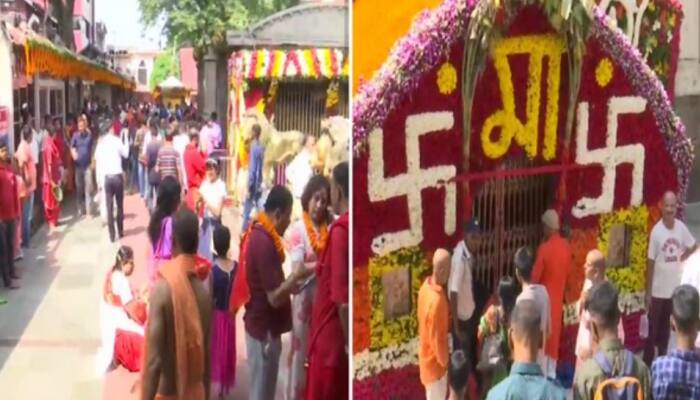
[[575, 249, 624, 365], [418, 249, 451, 400], [645, 191, 698, 365], [532, 209, 573, 377], [486, 300, 566, 400]]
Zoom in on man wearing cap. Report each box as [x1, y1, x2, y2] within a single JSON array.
[[531, 209, 573, 378], [449, 218, 480, 388]]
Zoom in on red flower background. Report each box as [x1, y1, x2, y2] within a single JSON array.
[[354, 2, 684, 396]]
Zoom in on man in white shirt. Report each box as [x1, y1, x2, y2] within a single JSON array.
[[95, 122, 129, 243], [172, 122, 190, 189], [513, 245, 552, 377], [645, 190, 698, 365], [448, 218, 479, 389], [286, 134, 315, 218]]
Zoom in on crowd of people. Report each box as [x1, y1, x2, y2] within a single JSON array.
[[418, 191, 700, 400]]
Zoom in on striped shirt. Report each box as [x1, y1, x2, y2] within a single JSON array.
[[156, 145, 181, 180]]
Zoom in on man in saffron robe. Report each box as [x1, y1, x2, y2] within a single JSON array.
[[42, 120, 63, 227], [142, 208, 211, 400], [531, 209, 573, 379], [306, 162, 349, 400]]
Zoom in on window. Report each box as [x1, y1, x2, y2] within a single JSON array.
[[138, 60, 148, 86]]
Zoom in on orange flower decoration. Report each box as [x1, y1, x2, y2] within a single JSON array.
[[303, 212, 329, 256], [255, 212, 286, 263]]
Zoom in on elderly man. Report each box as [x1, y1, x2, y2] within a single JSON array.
[[645, 191, 697, 364], [418, 249, 451, 400], [532, 209, 573, 378]]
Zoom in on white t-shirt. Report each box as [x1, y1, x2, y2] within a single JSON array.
[[285, 149, 313, 198], [111, 270, 134, 305], [449, 241, 475, 321], [517, 283, 551, 340], [575, 279, 625, 360], [648, 219, 696, 299], [199, 178, 227, 217]]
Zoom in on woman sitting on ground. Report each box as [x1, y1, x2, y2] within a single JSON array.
[[96, 246, 147, 374]]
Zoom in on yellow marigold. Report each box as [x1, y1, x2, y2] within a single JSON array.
[[598, 206, 649, 294], [437, 62, 458, 95], [595, 58, 614, 88]]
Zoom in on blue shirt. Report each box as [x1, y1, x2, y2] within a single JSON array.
[[70, 130, 93, 169], [487, 362, 566, 400], [652, 349, 700, 400], [248, 141, 264, 194]]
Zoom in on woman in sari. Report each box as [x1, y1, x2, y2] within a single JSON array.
[[196, 159, 227, 262], [285, 174, 333, 400], [42, 121, 63, 227], [146, 175, 181, 287], [95, 246, 147, 374]]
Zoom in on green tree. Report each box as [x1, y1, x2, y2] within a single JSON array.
[[138, 0, 299, 119], [149, 51, 180, 90]]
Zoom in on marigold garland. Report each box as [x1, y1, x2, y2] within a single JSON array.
[[255, 212, 286, 263], [436, 62, 457, 95], [302, 212, 329, 255]]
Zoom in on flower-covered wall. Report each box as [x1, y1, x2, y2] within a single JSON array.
[[352, 0, 690, 398]]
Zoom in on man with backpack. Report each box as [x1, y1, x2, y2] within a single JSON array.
[[573, 281, 650, 400], [651, 284, 700, 399], [485, 299, 565, 400]]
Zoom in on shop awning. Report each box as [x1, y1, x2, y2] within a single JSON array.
[[22, 34, 135, 90]]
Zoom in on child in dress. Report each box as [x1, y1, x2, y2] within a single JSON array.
[[210, 225, 237, 398]]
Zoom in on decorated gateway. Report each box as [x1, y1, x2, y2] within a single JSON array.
[[352, 0, 691, 397]]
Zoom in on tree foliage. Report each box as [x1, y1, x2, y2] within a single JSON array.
[[138, 0, 300, 59], [150, 51, 180, 90]]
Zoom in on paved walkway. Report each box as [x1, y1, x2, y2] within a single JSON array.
[[0, 193, 293, 399]]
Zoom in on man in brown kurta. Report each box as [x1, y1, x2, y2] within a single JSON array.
[[142, 208, 212, 400]]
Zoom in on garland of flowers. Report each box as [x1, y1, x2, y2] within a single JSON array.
[[231, 48, 347, 81], [436, 62, 458, 95], [353, 0, 475, 155], [638, 0, 683, 95], [24, 38, 134, 89], [597, 205, 649, 294], [302, 212, 329, 255], [255, 212, 286, 263], [369, 246, 430, 350], [591, 7, 692, 216]]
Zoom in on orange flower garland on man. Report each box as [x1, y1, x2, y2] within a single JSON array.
[[284, 174, 332, 400], [230, 185, 313, 399], [306, 162, 349, 400], [531, 209, 573, 379]]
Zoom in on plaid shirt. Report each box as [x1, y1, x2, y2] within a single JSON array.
[[651, 349, 700, 400]]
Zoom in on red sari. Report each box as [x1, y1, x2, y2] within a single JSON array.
[[42, 135, 62, 226]]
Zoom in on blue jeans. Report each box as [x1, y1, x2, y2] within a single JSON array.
[[242, 192, 261, 232], [21, 192, 34, 247], [138, 163, 146, 198], [130, 153, 139, 192]]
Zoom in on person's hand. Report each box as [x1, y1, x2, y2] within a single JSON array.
[[645, 293, 652, 311]]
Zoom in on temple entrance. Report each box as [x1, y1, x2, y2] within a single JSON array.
[[470, 157, 557, 291]]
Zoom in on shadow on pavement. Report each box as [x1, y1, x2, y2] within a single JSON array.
[[0, 196, 82, 370]]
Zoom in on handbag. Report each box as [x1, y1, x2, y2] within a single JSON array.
[[476, 310, 507, 372]]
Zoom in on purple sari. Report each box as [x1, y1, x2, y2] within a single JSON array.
[[148, 216, 173, 287]]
